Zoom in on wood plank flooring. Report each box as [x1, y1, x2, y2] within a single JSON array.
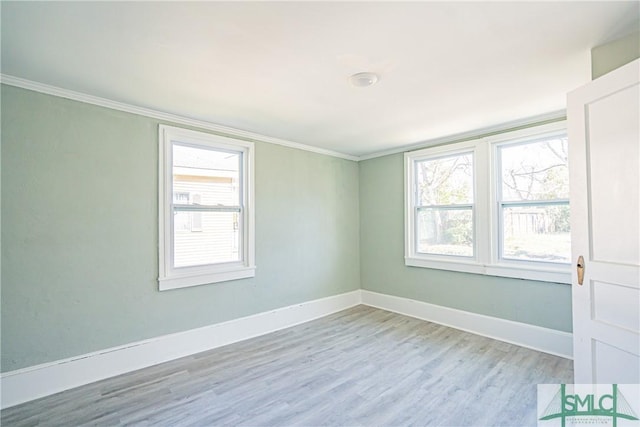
[[1, 305, 573, 426]]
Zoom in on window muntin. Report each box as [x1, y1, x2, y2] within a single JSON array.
[[496, 136, 570, 264], [414, 152, 474, 257], [159, 125, 255, 290], [405, 121, 570, 284]]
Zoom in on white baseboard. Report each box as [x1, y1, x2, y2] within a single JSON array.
[[0, 290, 361, 409], [360, 290, 573, 360], [1, 289, 573, 409]]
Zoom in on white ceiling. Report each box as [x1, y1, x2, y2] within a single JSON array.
[[2, 1, 638, 158]]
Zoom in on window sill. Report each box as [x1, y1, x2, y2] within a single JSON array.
[[159, 265, 256, 291], [405, 256, 570, 284]]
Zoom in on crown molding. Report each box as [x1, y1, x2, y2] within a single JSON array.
[[358, 110, 567, 161], [0, 74, 359, 162], [1, 74, 566, 163]]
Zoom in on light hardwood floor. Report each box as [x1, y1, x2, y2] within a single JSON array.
[[1, 306, 572, 426]]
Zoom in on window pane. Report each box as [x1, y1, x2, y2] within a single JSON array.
[[417, 208, 473, 256], [174, 210, 192, 233], [502, 204, 570, 263], [416, 153, 473, 205], [499, 137, 568, 201], [174, 211, 240, 268], [173, 192, 189, 204], [173, 144, 240, 206]]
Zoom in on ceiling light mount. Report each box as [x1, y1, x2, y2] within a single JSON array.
[[349, 72, 379, 88]]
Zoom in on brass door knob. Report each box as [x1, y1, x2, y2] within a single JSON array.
[[577, 255, 585, 285]]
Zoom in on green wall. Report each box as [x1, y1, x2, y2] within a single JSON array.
[[1, 82, 573, 374], [1, 85, 360, 372], [591, 30, 640, 80], [359, 153, 572, 332]]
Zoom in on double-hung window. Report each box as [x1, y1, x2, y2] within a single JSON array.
[[158, 125, 255, 291], [415, 150, 474, 258], [405, 121, 570, 283], [496, 135, 570, 264]]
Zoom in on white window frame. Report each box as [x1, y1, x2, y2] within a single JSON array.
[[405, 121, 570, 284], [158, 125, 255, 291]]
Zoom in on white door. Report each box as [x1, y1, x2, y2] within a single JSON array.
[[568, 58, 640, 384]]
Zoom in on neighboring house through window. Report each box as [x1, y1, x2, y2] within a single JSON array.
[[159, 125, 255, 290], [405, 121, 570, 283]]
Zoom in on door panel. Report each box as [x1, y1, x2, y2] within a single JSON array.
[[587, 86, 640, 265], [593, 340, 640, 384], [592, 281, 639, 333], [568, 59, 640, 384]]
